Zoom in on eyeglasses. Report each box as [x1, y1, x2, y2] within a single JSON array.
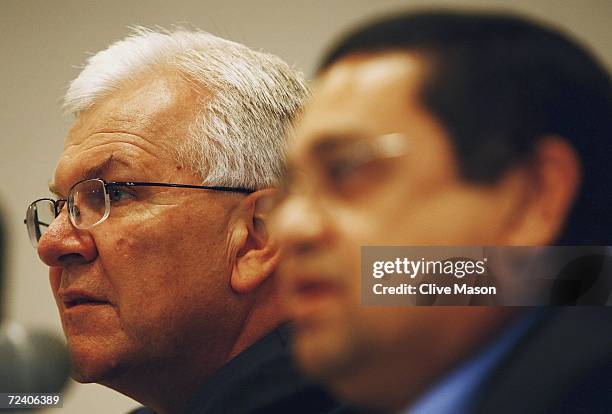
[[24, 178, 254, 248], [270, 133, 410, 209]]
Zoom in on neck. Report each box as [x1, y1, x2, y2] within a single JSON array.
[[333, 308, 520, 412], [227, 278, 287, 361], [102, 360, 218, 414]]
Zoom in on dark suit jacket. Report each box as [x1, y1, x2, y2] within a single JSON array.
[[130, 324, 361, 414], [472, 308, 612, 414]]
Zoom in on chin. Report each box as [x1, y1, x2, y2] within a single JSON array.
[[67, 338, 130, 384], [294, 331, 389, 411], [293, 322, 358, 382]]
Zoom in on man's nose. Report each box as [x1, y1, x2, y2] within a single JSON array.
[[37, 208, 97, 267], [271, 195, 330, 256]]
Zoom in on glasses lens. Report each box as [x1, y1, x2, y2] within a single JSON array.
[[26, 200, 56, 248], [70, 179, 109, 229]]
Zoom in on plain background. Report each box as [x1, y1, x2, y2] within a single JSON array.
[[1, 0, 610, 412]]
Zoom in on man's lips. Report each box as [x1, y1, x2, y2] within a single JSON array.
[[58, 289, 111, 309], [284, 272, 344, 319], [292, 277, 341, 300]]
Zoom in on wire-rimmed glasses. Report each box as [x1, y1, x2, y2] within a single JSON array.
[[25, 178, 254, 248]]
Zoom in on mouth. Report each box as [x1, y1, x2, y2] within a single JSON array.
[[286, 274, 344, 320], [64, 298, 110, 308], [59, 289, 111, 310], [293, 279, 340, 301]]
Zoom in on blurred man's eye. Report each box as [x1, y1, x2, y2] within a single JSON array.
[[325, 159, 361, 185], [323, 157, 380, 197]]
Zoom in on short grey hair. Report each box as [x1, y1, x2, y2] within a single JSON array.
[[64, 27, 309, 189]]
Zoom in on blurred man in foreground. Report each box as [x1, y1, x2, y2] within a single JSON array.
[[24, 28, 352, 414], [271, 11, 612, 414]]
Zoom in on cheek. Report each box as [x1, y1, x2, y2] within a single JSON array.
[[338, 189, 507, 245], [94, 211, 232, 329], [106, 210, 229, 276], [414, 190, 510, 244]]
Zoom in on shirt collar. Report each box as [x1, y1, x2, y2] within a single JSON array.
[[402, 311, 541, 414]]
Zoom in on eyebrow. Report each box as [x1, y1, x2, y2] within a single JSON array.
[[309, 132, 368, 158], [48, 155, 133, 197]]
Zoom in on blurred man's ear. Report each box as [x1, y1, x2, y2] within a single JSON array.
[[504, 136, 580, 245], [230, 189, 282, 294]]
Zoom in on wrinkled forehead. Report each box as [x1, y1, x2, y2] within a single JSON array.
[[52, 70, 202, 193], [64, 68, 201, 149], [290, 52, 429, 162]]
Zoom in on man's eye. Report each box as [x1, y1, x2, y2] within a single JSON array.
[[108, 187, 136, 203], [323, 155, 390, 198], [324, 159, 367, 191], [327, 161, 358, 182]]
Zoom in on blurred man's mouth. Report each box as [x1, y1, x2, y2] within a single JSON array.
[[287, 273, 343, 320], [294, 277, 340, 300]]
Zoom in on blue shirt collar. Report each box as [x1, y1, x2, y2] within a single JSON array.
[[402, 312, 540, 414]]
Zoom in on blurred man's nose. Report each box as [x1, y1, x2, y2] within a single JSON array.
[[37, 209, 97, 267], [272, 195, 330, 256]]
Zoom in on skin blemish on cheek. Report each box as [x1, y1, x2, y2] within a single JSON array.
[[113, 234, 142, 254], [114, 237, 131, 251]]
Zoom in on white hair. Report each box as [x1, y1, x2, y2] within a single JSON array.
[[64, 27, 309, 189]]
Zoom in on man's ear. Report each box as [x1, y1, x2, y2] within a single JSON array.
[[504, 136, 581, 245], [230, 189, 282, 294]]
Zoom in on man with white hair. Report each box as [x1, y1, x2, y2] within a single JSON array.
[[24, 28, 350, 414]]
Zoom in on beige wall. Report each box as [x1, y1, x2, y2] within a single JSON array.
[[1, 0, 610, 412]]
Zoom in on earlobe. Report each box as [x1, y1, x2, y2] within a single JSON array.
[[504, 136, 580, 245], [230, 189, 283, 294]]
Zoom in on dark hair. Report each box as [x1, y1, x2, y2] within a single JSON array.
[[319, 11, 612, 245]]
